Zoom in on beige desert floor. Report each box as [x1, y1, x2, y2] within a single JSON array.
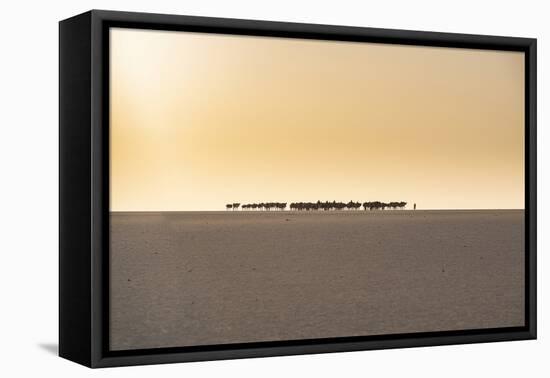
[[110, 210, 524, 350]]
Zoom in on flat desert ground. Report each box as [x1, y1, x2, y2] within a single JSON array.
[[110, 210, 524, 350]]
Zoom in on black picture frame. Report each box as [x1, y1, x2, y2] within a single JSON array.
[[59, 9, 537, 368]]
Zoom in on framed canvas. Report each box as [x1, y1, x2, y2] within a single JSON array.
[[59, 10, 537, 368]]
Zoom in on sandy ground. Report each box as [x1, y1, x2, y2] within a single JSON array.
[[110, 210, 524, 350]]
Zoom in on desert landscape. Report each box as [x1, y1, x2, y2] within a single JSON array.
[[109, 29, 526, 351], [110, 209, 524, 350]]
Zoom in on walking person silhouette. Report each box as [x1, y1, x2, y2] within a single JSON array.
[[414, 203, 416, 210]]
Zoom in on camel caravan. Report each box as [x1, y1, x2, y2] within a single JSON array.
[[226, 200, 407, 211]]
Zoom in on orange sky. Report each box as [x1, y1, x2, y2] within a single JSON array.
[[110, 28, 525, 211]]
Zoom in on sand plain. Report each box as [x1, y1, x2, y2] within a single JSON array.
[[110, 210, 524, 350]]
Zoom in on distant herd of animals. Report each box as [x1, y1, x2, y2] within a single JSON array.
[[225, 201, 409, 211]]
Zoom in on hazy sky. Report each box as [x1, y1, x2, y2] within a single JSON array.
[[110, 28, 524, 211]]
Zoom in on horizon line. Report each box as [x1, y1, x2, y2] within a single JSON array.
[[110, 208, 525, 213]]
